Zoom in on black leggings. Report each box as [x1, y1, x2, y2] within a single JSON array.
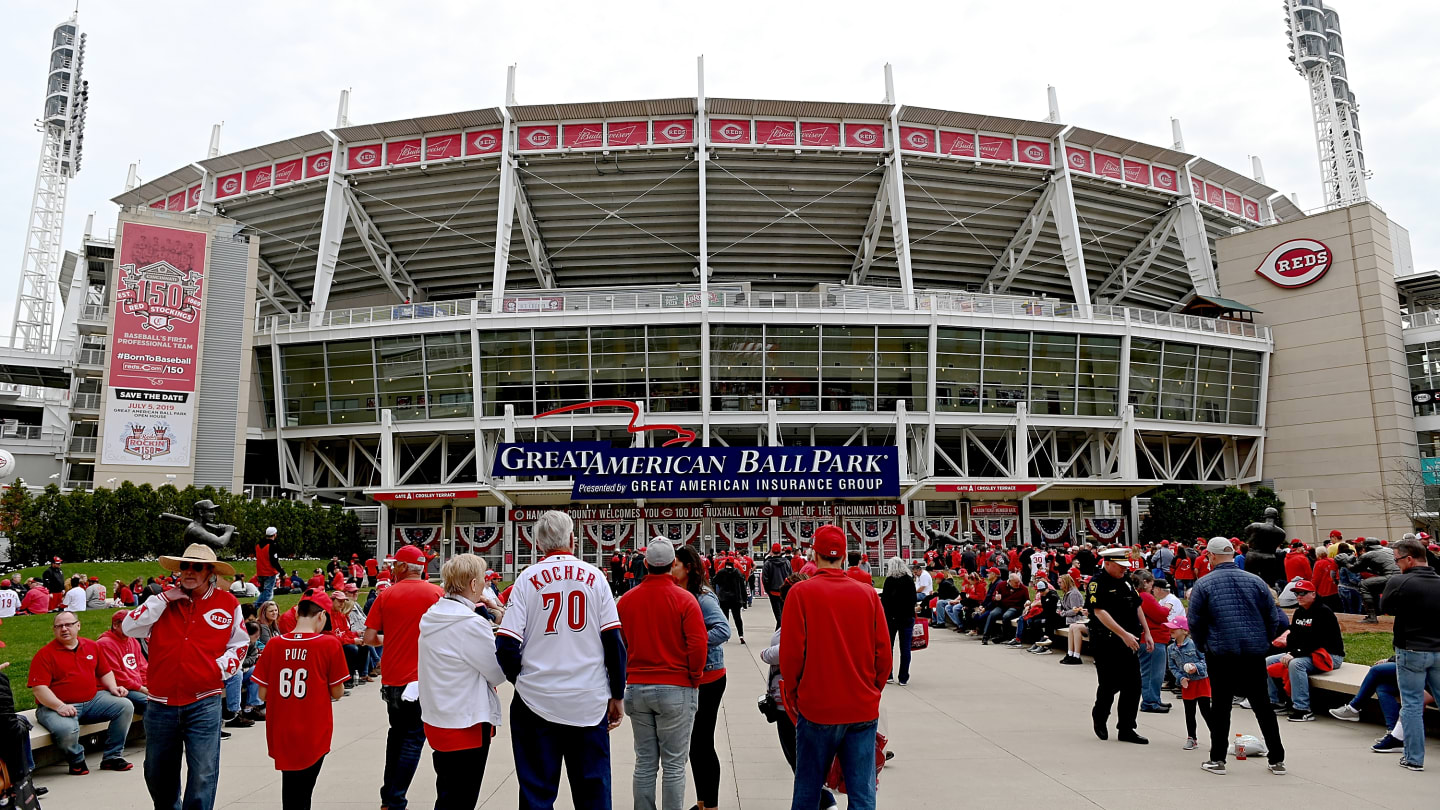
[[1184, 696, 1213, 739], [690, 676, 727, 806], [433, 735, 492, 810], [281, 755, 325, 810], [720, 601, 745, 637]]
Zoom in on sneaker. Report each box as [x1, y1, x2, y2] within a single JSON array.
[[1232, 696, 1245, 705], [99, 758, 133, 772], [1268, 762, 1287, 776], [1238, 698, 1251, 709], [1201, 760, 1227, 775], [1026, 644, 1042, 653], [245, 707, 267, 722], [1184, 737, 1198, 750], [884, 750, 895, 762], [1288, 711, 1315, 723], [1399, 759, 1424, 772], [740, 637, 746, 645], [1372, 734, 1404, 753], [1004, 639, 1023, 648], [225, 714, 255, 728], [887, 675, 895, 683], [1328, 704, 1361, 722], [1060, 655, 1082, 665], [1038, 637, 1052, 645], [1032, 647, 1053, 655], [67, 762, 90, 776], [219, 730, 232, 741], [1273, 703, 1292, 716]]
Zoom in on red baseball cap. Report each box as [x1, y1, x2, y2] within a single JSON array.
[[812, 524, 846, 561], [52, 557, 62, 564], [1329, 529, 1343, 538], [385, 545, 427, 566], [111, 609, 129, 627], [770, 543, 782, 554], [300, 588, 334, 614], [1291, 579, 1316, 593], [987, 567, 1001, 576]]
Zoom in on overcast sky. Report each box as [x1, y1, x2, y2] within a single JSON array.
[[1, 0, 1436, 337]]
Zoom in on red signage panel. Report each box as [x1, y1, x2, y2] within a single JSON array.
[[373, 490, 481, 502], [844, 123, 885, 148], [1205, 183, 1225, 208], [465, 128, 502, 155], [653, 119, 694, 144], [305, 152, 333, 178], [215, 173, 241, 199], [1122, 160, 1150, 185], [1223, 191, 1242, 215], [977, 136, 1014, 162], [606, 121, 647, 146], [799, 122, 840, 147], [388, 138, 422, 165], [937, 483, 1040, 493], [426, 134, 461, 161], [1191, 176, 1205, 197], [710, 118, 751, 144], [1094, 153, 1122, 180], [517, 125, 559, 151], [1018, 140, 1051, 165], [185, 185, 202, 209], [758, 120, 797, 145], [563, 123, 605, 149], [244, 166, 272, 192], [1151, 167, 1178, 192], [941, 131, 976, 157], [110, 223, 207, 393], [1065, 146, 1092, 172], [900, 126, 936, 152], [1242, 198, 1260, 220], [165, 192, 185, 211], [272, 159, 302, 187], [348, 144, 382, 171]]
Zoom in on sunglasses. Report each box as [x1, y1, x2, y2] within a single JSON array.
[[177, 562, 210, 572]]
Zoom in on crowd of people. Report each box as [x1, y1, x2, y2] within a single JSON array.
[[3, 516, 1439, 809]]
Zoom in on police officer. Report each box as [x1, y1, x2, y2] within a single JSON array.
[[1086, 547, 1153, 744]]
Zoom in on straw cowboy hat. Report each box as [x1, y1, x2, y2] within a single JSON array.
[[159, 543, 236, 578]]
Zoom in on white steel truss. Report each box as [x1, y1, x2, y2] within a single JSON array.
[[1093, 207, 1180, 301], [848, 161, 892, 286], [513, 176, 555, 288], [343, 186, 418, 301], [257, 258, 306, 314], [983, 181, 1057, 292]]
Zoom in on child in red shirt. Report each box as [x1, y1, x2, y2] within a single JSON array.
[[253, 592, 350, 809]]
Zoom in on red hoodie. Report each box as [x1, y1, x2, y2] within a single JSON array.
[[779, 568, 890, 725], [1312, 556, 1339, 597], [616, 575, 707, 687], [1284, 551, 1313, 583]]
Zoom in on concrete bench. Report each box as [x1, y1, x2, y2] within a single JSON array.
[[1309, 662, 1369, 697], [22, 708, 112, 750]]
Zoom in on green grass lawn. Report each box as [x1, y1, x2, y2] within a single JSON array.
[[1340, 632, 1395, 667], [7, 559, 333, 590]]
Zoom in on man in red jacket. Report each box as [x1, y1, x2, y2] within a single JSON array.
[[780, 524, 890, 810], [122, 544, 246, 810], [616, 538, 707, 810]]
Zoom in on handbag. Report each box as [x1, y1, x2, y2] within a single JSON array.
[[756, 693, 783, 724], [910, 618, 929, 650]]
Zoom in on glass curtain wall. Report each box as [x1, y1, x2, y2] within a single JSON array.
[[710, 325, 925, 413], [1129, 339, 1261, 425]]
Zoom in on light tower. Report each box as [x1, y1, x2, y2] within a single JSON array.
[[10, 14, 87, 352], [1285, 0, 1366, 208]]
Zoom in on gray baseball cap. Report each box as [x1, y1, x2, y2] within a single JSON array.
[[1206, 537, 1235, 555], [645, 538, 676, 567]]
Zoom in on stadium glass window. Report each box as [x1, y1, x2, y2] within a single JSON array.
[[1128, 338, 1162, 419], [1408, 342, 1440, 417], [1029, 333, 1077, 416], [1160, 342, 1198, 422], [591, 327, 648, 404], [480, 330, 534, 417], [280, 344, 328, 426], [375, 336, 427, 421], [326, 340, 378, 425], [765, 326, 819, 411], [647, 327, 701, 413], [981, 330, 1029, 413], [424, 333, 473, 419], [1077, 336, 1120, 417], [1196, 347, 1231, 424], [255, 348, 276, 429], [1229, 350, 1263, 426], [877, 328, 928, 412], [711, 326, 765, 412], [936, 328, 981, 413], [821, 326, 875, 412], [533, 329, 590, 413]]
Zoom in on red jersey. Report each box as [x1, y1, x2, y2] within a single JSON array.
[[365, 559, 379, 577], [1194, 555, 1212, 579], [349, 563, 364, 581], [29, 637, 110, 704], [331, 571, 345, 591], [307, 575, 326, 591], [1284, 551, 1313, 583], [252, 632, 349, 771], [364, 577, 443, 685], [97, 629, 148, 692], [1174, 557, 1194, 581], [1312, 556, 1340, 597]]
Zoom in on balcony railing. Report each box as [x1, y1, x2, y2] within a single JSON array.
[[1, 421, 64, 442], [1405, 309, 1440, 330], [256, 289, 1270, 342], [72, 392, 101, 410], [67, 436, 98, 454], [64, 479, 93, 491], [75, 348, 106, 366], [80, 304, 109, 322]]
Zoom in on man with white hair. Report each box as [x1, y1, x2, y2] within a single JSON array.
[[362, 545, 443, 810], [497, 510, 626, 810]]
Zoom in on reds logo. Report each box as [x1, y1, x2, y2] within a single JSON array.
[[220, 177, 240, 194], [717, 122, 745, 141], [311, 155, 331, 173], [905, 130, 930, 149], [1256, 238, 1332, 288], [204, 608, 234, 630], [187, 187, 201, 206], [123, 653, 138, 669], [525, 129, 553, 147], [1155, 170, 1175, 189], [1069, 151, 1087, 169], [1244, 201, 1259, 219], [472, 132, 498, 151], [850, 127, 879, 146], [354, 148, 378, 166], [660, 123, 689, 141], [1023, 144, 1046, 162]]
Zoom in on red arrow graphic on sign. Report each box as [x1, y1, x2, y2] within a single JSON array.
[[534, 399, 696, 447]]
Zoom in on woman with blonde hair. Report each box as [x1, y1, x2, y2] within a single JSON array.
[[1057, 574, 1088, 665], [418, 553, 506, 809]]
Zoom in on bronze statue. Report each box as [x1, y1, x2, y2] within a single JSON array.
[[1243, 506, 1286, 588], [161, 499, 236, 550]]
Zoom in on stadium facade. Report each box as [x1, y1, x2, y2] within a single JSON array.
[[16, 80, 1427, 574]]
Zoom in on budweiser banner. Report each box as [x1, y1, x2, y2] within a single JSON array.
[[1094, 153, 1122, 180], [606, 121, 647, 147], [758, 120, 797, 146], [102, 222, 208, 467], [799, 122, 840, 147], [941, 131, 977, 157]]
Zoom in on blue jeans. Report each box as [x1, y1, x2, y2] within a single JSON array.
[[1140, 643, 1169, 709], [1396, 648, 1440, 766], [510, 693, 611, 810], [125, 690, 150, 714], [792, 715, 877, 810], [930, 599, 954, 626], [624, 683, 698, 810], [35, 690, 134, 765], [983, 607, 1019, 639], [889, 622, 912, 683], [224, 668, 259, 713], [143, 695, 222, 810], [1349, 661, 1401, 729], [256, 575, 276, 605], [381, 685, 426, 810], [1267, 652, 1343, 712]]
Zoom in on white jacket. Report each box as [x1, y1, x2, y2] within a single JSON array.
[[418, 595, 505, 730]]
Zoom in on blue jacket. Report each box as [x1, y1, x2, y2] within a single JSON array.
[[1166, 637, 1208, 682], [697, 590, 731, 674], [1186, 562, 1288, 656]]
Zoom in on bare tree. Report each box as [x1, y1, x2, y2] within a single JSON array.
[[1369, 460, 1439, 536]]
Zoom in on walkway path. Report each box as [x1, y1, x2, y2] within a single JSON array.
[[34, 619, 1435, 808]]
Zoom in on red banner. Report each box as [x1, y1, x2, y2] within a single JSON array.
[[186, 185, 202, 209], [1065, 146, 1092, 172], [563, 123, 605, 149], [305, 152, 332, 178], [149, 199, 165, 209], [900, 126, 936, 152], [110, 223, 207, 392], [215, 173, 241, 199], [1205, 183, 1225, 208], [798, 122, 840, 147], [1242, 198, 1260, 220], [757, 120, 796, 145], [465, 128, 503, 155], [244, 166, 272, 192], [1224, 191, 1242, 215], [388, 138, 422, 165], [1018, 140, 1050, 165], [606, 121, 647, 146], [1151, 167, 1178, 192], [978, 136, 1013, 162], [710, 119, 750, 144], [844, 123, 884, 148], [1094, 153, 1122, 180], [653, 119, 694, 144], [272, 159, 302, 187], [941, 131, 976, 157], [165, 192, 185, 211], [348, 144, 382, 171], [517, 125, 558, 151], [1191, 176, 1205, 197], [426, 134, 461, 161], [1122, 160, 1150, 185]]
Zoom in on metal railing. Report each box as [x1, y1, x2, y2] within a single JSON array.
[[80, 304, 109, 322], [257, 288, 1270, 342], [244, 484, 282, 500], [1405, 309, 1440, 330], [75, 348, 106, 366], [72, 392, 101, 409], [0, 383, 68, 403], [64, 479, 93, 491], [67, 436, 98, 454], [1, 421, 64, 441]]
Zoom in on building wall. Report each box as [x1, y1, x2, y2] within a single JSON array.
[[1216, 202, 1415, 542]]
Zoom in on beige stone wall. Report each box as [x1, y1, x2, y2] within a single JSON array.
[[1215, 203, 1415, 542]]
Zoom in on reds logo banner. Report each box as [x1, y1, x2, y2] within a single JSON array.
[[1256, 238, 1332, 288], [1242, 198, 1260, 220], [465, 128, 503, 155], [844, 124, 883, 148], [759, 120, 797, 146], [710, 119, 750, 144], [900, 126, 936, 152], [1065, 147, 1092, 172], [653, 120, 694, 144], [388, 139, 423, 165], [800, 122, 840, 147], [186, 185, 202, 208], [1018, 140, 1051, 165], [941, 131, 976, 157], [606, 121, 647, 147], [518, 125, 558, 151], [305, 152, 332, 178], [1151, 167, 1177, 191], [348, 144, 382, 171], [1191, 176, 1205, 197]]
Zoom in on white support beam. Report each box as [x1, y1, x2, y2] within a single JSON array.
[[1094, 207, 1181, 301], [1177, 159, 1219, 296], [512, 177, 555, 288], [983, 181, 1057, 292], [257, 257, 306, 314], [1049, 129, 1092, 317], [490, 103, 517, 315], [848, 162, 891, 286], [884, 65, 915, 301], [344, 186, 417, 302], [309, 138, 347, 322]]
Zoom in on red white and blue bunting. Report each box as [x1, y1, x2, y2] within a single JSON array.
[[715, 519, 768, 548], [781, 519, 825, 547], [1032, 518, 1072, 543], [515, 523, 537, 549], [971, 518, 1017, 545], [910, 518, 961, 547], [1084, 517, 1126, 542], [582, 521, 635, 551], [846, 518, 899, 558], [394, 525, 442, 554], [456, 524, 503, 553], [647, 520, 701, 546]]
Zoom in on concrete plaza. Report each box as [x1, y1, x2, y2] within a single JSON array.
[[34, 619, 1437, 809]]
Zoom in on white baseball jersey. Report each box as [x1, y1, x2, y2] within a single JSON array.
[[1031, 551, 1047, 576], [497, 553, 621, 727], [0, 589, 16, 618]]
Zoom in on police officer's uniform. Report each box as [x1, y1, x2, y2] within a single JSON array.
[[1086, 549, 1146, 741]]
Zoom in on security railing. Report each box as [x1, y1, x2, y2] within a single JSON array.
[[1404, 309, 1440, 330], [80, 304, 109, 322], [0, 421, 65, 442], [75, 348, 107, 366], [67, 436, 98, 454], [72, 392, 101, 410]]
